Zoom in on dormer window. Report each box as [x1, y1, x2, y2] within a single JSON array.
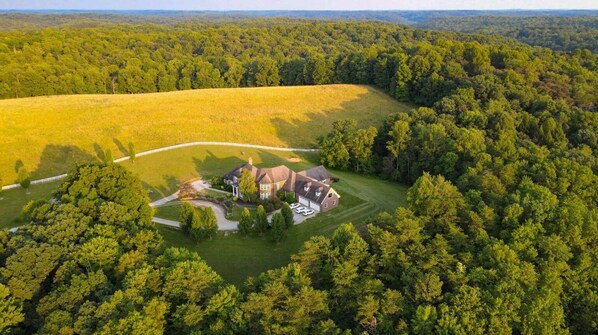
[[304, 182, 311, 192], [315, 190, 322, 197]]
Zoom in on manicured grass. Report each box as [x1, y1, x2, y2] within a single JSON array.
[[120, 145, 320, 201], [0, 180, 62, 229], [154, 203, 183, 221], [0, 84, 413, 182], [159, 172, 408, 286], [227, 204, 257, 222]]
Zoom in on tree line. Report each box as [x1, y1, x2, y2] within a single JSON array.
[[418, 15, 598, 53], [0, 17, 596, 334], [0, 18, 597, 113]]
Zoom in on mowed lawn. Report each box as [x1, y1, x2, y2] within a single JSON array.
[[0, 142, 409, 285], [0, 84, 412, 183], [120, 145, 321, 201], [157, 169, 408, 286], [0, 180, 61, 229]]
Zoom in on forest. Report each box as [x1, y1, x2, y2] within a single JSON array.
[[0, 16, 597, 111], [0, 15, 597, 334], [418, 16, 598, 53]]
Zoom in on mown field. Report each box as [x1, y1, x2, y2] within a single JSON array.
[[0, 84, 412, 183]]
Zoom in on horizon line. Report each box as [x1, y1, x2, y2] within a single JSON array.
[[1, 9, 598, 12]]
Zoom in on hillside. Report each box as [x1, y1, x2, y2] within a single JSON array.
[[0, 84, 412, 182]]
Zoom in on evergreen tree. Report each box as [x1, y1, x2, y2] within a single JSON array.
[[104, 149, 113, 164], [270, 213, 286, 243], [254, 205, 268, 234], [17, 166, 30, 190], [281, 202, 294, 228], [238, 207, 253, 235], [128, 142, 136, 161]]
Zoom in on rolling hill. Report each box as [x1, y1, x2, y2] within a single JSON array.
[[0, 84, 412, 183]]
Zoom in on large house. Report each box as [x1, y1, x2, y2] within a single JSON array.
[[223, 158, 340, 212]]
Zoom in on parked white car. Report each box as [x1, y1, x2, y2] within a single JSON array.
[[302, 209, 315, 216], [294, 206, 308, 214], [289, 203, 301, 209]]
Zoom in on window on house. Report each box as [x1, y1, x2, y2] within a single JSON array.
[[328, 193, 333, 197], [332, 200, 336, 205], [325, 203, 328, 208]]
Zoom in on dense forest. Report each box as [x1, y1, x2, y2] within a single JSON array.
[[0, 16, 597, 334], [418, 16, 598, 53], [0, 16, 597, 112]]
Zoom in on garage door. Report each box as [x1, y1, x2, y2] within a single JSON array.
[[298, 196, 309, 206], [309, 202, 320, 211]]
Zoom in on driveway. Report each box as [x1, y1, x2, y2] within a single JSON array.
[[188, 200, 238, 231], [152, 199, 238, 231], [269, 207, 317, 225]]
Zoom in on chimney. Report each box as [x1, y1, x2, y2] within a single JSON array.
[[248, 157, 253, 165]]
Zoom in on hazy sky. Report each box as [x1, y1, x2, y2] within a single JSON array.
[[1, 0, 597, 11]]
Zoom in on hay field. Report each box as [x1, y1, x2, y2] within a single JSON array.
[[0, 85, 412, 182]]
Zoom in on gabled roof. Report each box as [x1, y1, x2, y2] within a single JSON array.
[[224, 163, 292, 186], [224, 162, 339, 204], [298, 165, 334, 182], [294, 175, 334, 205], [223, 163, 257, 181]]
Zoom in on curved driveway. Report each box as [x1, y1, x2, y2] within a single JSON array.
[[1, 141, 319, 191], [152, 200, 238, 231]]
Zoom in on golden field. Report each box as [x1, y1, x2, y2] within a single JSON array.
[[0, 85, 412, 182]]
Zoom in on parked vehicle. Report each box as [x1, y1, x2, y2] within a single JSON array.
[[302, 209, 315, 216], [289, 203, 301, 209], [294, 206, 307, 214]]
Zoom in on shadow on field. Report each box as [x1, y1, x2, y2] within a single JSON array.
[[192, 151, 246, 178], [30, 144, 99, 180], [271, 86, 409, 147], [93, 143, 105, 161], [142, 174, 179, 200], [113, 138, 129, 156]]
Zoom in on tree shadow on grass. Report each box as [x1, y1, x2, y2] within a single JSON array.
[[142, 176, 178, 201], [192, 150, 249, 179], [30, 144, 99, 180], [270, 85, 414, 148], [113, 138, 128, 156], [93, 143, 105, 162]]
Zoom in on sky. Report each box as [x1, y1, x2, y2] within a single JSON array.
[[1, 0, 597, 11]]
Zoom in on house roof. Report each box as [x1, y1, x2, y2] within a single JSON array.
[[259, 165, 292, 185], [223, 163, 257, 181], [224, 162, 292, 186], [224, 162, 338, 204], [298, 165, 334, 182], [294, 175, 334, 205]]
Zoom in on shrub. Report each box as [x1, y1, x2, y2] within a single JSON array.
[[258, 197, 282, 213]]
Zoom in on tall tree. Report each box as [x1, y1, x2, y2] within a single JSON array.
[[239, 169, 257, 202], [281, 202, 295, 228], [17, 166, 30, 190], [270, 212, 286, 243], [238, 207, 253, 235], [254, 205, 268, 234]]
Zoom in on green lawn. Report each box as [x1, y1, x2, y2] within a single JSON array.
[[159, 172, 408, 286], [120, 145, 320, 201], [0, 180, 62, 229], [0, 143, 409, 287]]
